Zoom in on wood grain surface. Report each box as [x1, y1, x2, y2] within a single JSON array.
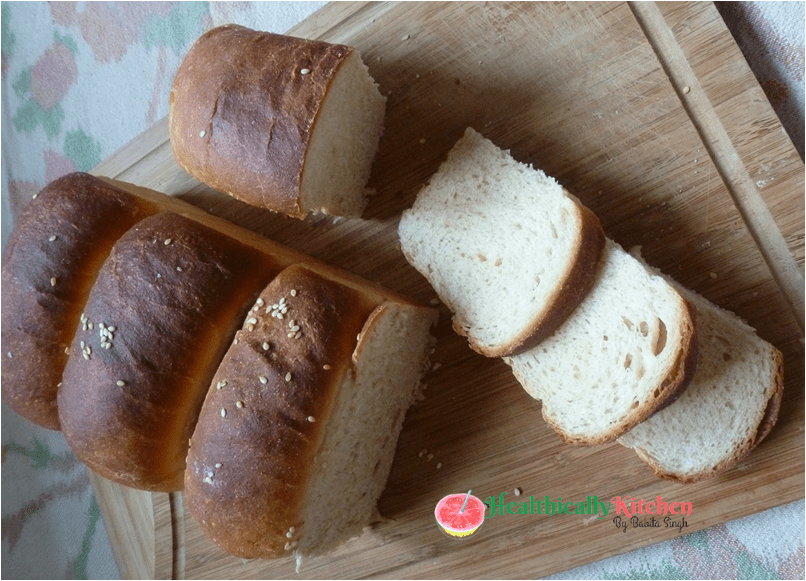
[[88, 2, 804, 579]]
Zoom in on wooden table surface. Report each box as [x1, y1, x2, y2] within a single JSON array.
[[88, 2, 804, 578]]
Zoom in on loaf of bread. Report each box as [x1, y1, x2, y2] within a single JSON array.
[[169, 25, 387, 219], [504, 238, 698, 444], [4, 171, 436, 546], [618, 281, 783, 482], [398, 128, 605, 357], [185, 264, 436, 561], [1, 173, 161, 430]]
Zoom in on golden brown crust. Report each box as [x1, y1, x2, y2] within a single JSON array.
[[169, 25, 353, 219], [1, 173, 159, 430], [184, 264, 380, 558], [57, 212, 284, 491]]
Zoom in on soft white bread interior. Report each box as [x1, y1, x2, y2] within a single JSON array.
[[300, 49, 387, 217], [618, 284, 783, 482], [398, 127, 605, 358], [169, 25, 386, 219], [504, 238, 698, 445], [184, 265, 436, 560]]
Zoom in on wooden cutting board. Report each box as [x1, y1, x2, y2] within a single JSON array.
[[88, 2, 805, 579]]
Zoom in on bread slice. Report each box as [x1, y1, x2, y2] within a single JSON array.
[[58, 212, 283, 491], [618, 286, 783, 482], [169, 25, 386, 219], [184, 264, 436, 562], [504, 239, 698, 445], [398, 127, 605, 357], [1, 173, 160, 430]]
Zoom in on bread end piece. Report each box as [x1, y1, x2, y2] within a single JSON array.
[[169, 25, 386, 219], [185, 265, 437, 559]]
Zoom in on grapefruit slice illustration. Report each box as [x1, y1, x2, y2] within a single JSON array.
[[434, 491, 486, 538]]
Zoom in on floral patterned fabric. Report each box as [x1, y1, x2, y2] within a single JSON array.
[[1, 2, 803, 579]]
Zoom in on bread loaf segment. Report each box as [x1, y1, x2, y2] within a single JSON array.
[[58, 212, 284, 491], [185, 264, 437, 561], [1, 173, 160, 430], [185, 264, 379, 558], [169, 25, 386, 219]]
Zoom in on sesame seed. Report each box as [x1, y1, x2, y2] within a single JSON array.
[[256, 298, 264, 306], [203, 476, 213, 484], [49, 235, 57, 242], [401, 34, 410, 40], [436, 462, 442, 469], [290, 325, 300, 332], [307, 416, 315, 422], [279, 297, 286, 305], [426, 453, 434, 461], [323, 364, 332, 370], [247, 324, 255, 332], [50, 277, 57, 287], [286, 531, 293, 538], [514, 487, 522, 497], [221, 408, 227, 418], [116, 380, 126, 387], [164, 238, 172, 245], [6, 352, 12, 358], [300, 68, 311, 75], [259, 375, 268, 384], [277, 313, 284, 320], [108, 326, 116, 332], [294, 332, 301, 339], [87, 322, 93, 330], [82, 352, 90, 360], [419, 449, 426, 457], [177, 266, 183, 272], [215, 463, 222, 468], [290, 289, 297, 296], [236, 401, 244, 409], [285, 372, 292, 382], [248, 317, 257, 325], [80, 341, 85, 349], [233, 338, 238, 345], [199, 130, 206, 137], [262, 342, 270, 351]]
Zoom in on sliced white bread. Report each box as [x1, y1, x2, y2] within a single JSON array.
[[618, 285, 783, 483], [503, 239, 698, 445], [398, 127, 605, 358]]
